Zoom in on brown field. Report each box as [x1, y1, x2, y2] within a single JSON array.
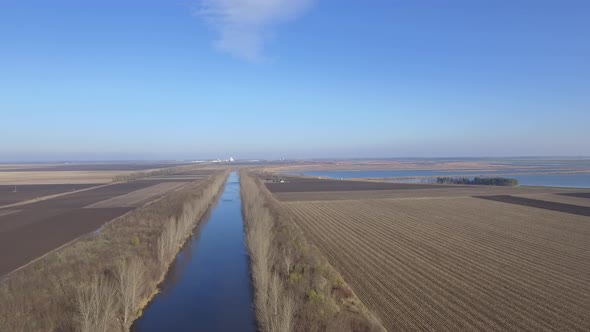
[[85, 182, 187, 208], [0, 184, 96, 205], [560, 192, 590, 199], [266, 178, 458, 193], [273, 184, 583, 202], [175, 169, 217, 175], [0, 162, 192, 172], [0, 210, 19, 217], [0, 179, 191, 276], [0, 207, 132, 276], [513, 193, 590, 207], [476, 195, 590, 217], [0, 171, 135, 185], [0, 171, 228, 331], [0, 162, 197, 185], [145, 175, 209, 181], [281, 196, 590, 331]]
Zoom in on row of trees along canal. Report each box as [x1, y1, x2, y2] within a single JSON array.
[[240, 170, 386, 331], [0, 170, 229, 332]]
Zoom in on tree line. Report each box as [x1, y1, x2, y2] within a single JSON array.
[[0, 171, 228, 331], [436, 177, 519, 186]]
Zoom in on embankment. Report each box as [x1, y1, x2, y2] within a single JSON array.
[[0, 170, 229, 332], [240, 170, 385, 332]]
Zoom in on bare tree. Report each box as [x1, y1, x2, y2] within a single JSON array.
[[283, 245, 294, 275], [116, 259, 146, 330], [77, 276, 119, 332]]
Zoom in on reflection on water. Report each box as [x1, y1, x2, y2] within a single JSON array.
[[159, 209, 211, 290], [290, 170, 590, 188], [133, 172, 256, 331]]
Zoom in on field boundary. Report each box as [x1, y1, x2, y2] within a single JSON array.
[[0, 183, 112, 209], [1, 181, 193, 280], [475, 195, 590, 217], [0, 171, 228, 331], [558, 192, 590, 199], [242, 171, 386, 331]]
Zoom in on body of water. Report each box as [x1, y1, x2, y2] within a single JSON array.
[[287, 170, 590, 188], [133, 172, 256, 331]]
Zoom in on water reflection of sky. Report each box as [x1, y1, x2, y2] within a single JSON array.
[[288, 170, 590, 188], [134, 172, 256, 331]]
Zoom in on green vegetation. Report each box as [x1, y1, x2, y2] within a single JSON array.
[[308, 290, 325, 304], [0, 171, 228, 332], [436, 176, 519, 186]]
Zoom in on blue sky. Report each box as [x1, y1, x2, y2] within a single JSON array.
[[1, 0, 588, 161]]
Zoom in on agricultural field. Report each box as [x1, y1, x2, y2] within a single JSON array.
[[513, 193, 590, 208], [0, 162, 193, 184], [267, 177, 583, 202], [268, 175, 590, 331], [0, 162, 193, 172], [145, 169, 216, 181], [0, 165, 214, 277], [266, 177, 454, 193], [476, 195, 590, 217], [0, 184, 96, 206]]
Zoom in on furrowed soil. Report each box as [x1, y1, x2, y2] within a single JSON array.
[[282, 196, 590, 331], [559, 192, 590, 199], [266, 178, 457, 193], [0, 162, 192, 172], [85, 182, 186, 208], [0, 180, 188, 276], [513, 193, 590, 208], [273, 186, 582, 202], [0, 171, 133, 185], [0, 207, 132, 275], [0, 184, 96, 205], [475, 195, 590, 217]]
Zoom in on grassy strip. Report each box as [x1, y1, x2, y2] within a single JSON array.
[[112, 164, 208, 182], [0, 170, 229, 332], [240, 170, 385, 332]]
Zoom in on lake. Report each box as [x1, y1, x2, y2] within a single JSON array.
[[286, 170, 590, 188]]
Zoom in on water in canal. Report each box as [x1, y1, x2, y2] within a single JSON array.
[[133, 172, 256, 331]]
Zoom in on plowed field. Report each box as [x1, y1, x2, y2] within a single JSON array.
[[283, 197, 590, 331]]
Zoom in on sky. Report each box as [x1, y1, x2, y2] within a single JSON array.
[[1, 0, 589, 161]]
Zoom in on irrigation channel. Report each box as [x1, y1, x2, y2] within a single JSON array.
[[134, 172, 257, 331]]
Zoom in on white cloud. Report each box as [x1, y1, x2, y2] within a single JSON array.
[[197, 0, 315, 61]]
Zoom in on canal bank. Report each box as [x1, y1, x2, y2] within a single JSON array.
[[133, 172, 256, 331]]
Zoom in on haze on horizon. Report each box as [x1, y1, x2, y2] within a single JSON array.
[[1, 0, 589, 161]]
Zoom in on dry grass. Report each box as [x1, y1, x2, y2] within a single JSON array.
[[0, 171, 133, 185], [85, 182, 186, 208], [240, 171, 385, 332], [283, 196, 590, 331], [0, 170, 229, 331], [76, 275, 119, 332]]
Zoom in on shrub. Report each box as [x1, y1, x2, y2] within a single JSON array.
[[308, 289, 325, 304], [334, 275, 345, 288], [289, 273, 303, 283]]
